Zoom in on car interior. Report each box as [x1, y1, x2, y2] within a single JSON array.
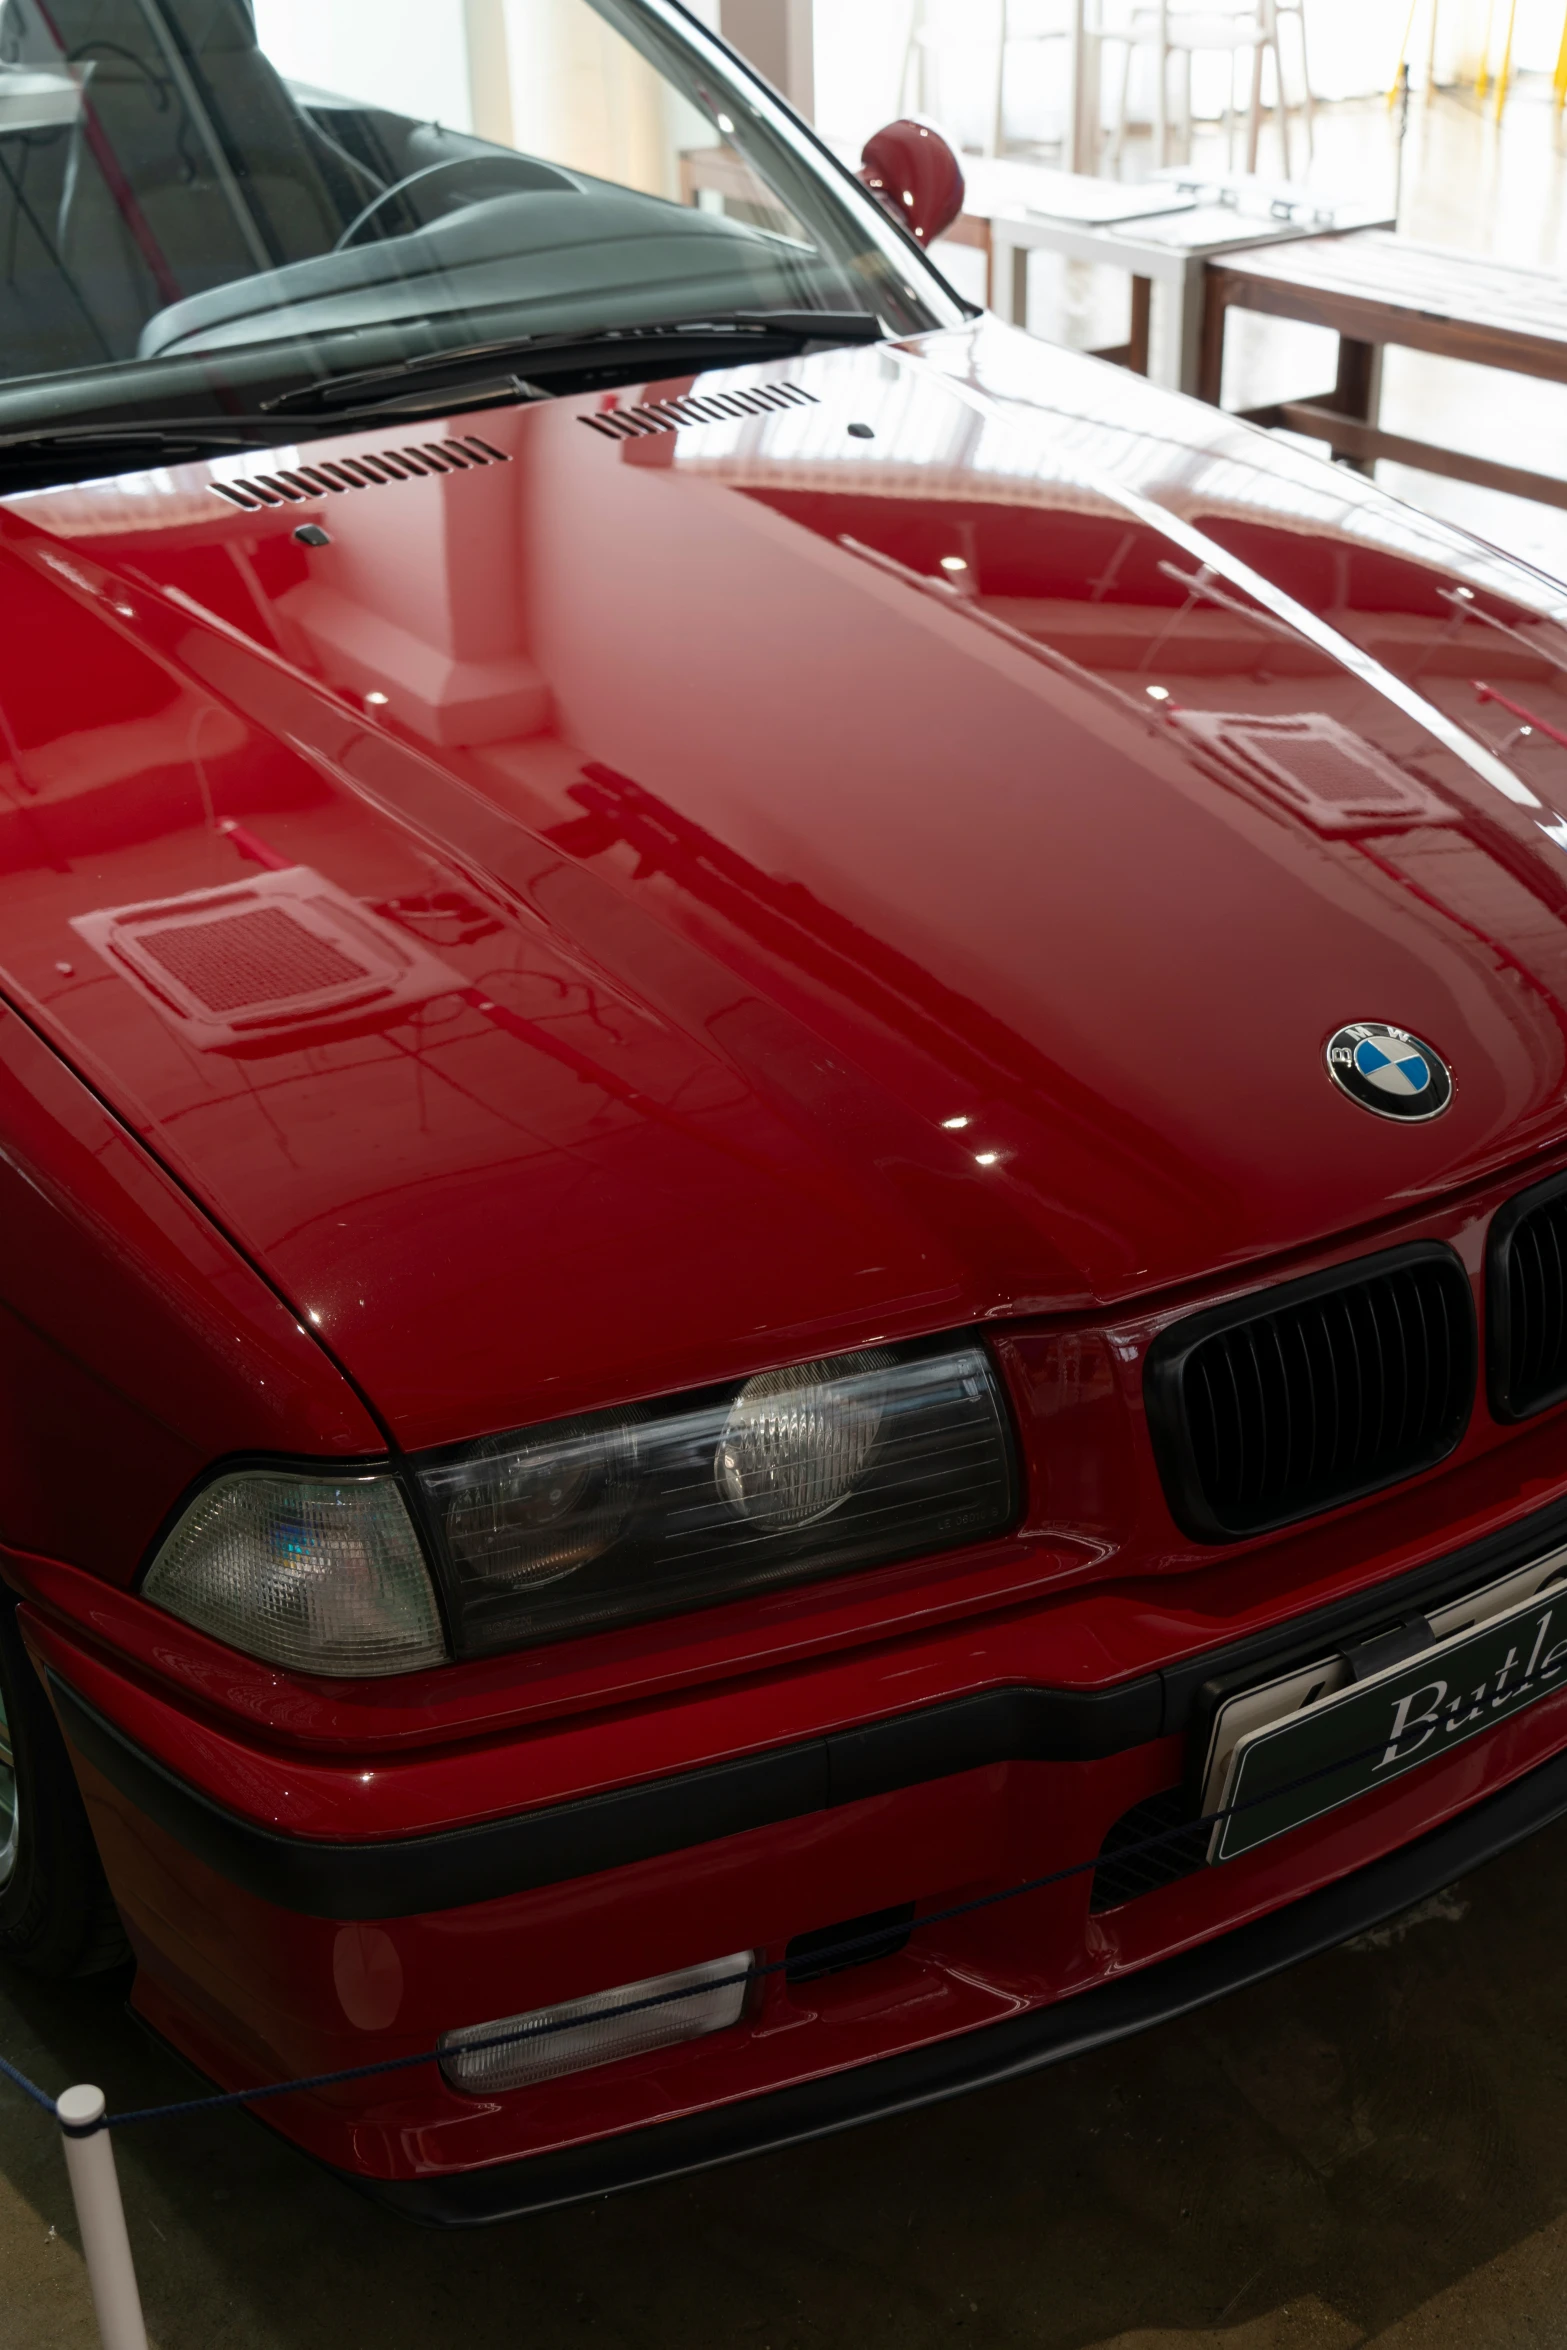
[[0, 0, 874, 392]]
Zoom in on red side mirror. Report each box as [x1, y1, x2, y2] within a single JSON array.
[[858, 118, 966, 250]]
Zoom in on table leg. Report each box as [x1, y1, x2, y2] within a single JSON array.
[[1195, 270, 1229, 404], [1128, 275, 1152, 375], [1331, 334, 1384, 470], [1011, 238, 1031, 330]]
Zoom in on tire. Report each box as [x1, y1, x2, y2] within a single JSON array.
[[0, 1585, 129, 1978]]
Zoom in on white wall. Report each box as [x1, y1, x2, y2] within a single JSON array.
[[252, 0, 475, 127]]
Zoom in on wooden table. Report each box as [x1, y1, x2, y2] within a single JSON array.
[[1200, 230, 1567, 510], [945, 160, 1195, 368], [982, 175, 1388, 395]]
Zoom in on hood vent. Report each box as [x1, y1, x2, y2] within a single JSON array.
[[210, 435, 510, 512], [72, 868, 463, 1053], [581, 383, 818, 441], [1172, 711, 1455, 835]]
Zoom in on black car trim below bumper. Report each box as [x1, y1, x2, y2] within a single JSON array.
[[47, 1488, 1567, 1922], [356, 1736, 1567, 2224]]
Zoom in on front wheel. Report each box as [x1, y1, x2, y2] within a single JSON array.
[[0, 1587, 128, 1978]]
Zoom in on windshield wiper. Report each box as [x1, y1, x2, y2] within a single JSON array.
[[0, 422, 278, 483], [263, 311, 884, 418]]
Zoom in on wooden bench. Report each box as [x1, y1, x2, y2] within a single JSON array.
[[1200, 229, 1567, 511]]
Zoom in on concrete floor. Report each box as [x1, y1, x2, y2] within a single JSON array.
[[12, 81, 1567, 2350]]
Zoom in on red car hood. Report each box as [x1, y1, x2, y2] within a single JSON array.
[[4, 319, 1567, 1450]]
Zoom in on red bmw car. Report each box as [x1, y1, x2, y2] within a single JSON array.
[[6, 0, 1567, 2225]]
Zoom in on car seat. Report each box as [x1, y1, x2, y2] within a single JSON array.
[[0, 0, 381, 356]]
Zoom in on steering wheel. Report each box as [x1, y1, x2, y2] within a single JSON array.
[[334, 155, 565, 253]]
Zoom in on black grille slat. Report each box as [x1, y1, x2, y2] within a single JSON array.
[[1544, 1214, 1566, 1388], [1148, 1246, 1475, 1541], [1516, 1223, 1540, 1391], [1492, 1177, 1567, 1418], [1309, 1309, 1335, 1483]]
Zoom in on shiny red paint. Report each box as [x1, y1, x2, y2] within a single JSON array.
[[9, 329, 1567, 1456], [10, 314, 1567, 2186], [37, 1599, 1567, 2184], [0, 998, 378, 1581]]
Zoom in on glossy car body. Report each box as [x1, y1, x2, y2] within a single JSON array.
[[10, 3, 1567, 2223]]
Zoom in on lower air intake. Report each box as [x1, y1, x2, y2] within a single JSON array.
[[1090, 1790, 1208, 1912], [1145, 1243, 1475, 1542], [1490, 1172, 1567, 1420]]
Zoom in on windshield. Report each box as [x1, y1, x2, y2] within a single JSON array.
[[0, 0, 964, 445]]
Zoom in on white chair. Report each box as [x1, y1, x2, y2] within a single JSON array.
[[1273, 0, 1315, 157], [901, 0, 1077, 160], [992, 0, 1080, 155], [1107, 0, 1299, 171]]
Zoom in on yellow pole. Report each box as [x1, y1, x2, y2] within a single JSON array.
[[1494, 0, 1518, 117], [1387, 0, 1421, 102], [1553, 0, 1567, 109]]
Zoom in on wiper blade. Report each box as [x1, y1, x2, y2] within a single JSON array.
[[0, 422, 276, 481], [263, 312, 884, 417]]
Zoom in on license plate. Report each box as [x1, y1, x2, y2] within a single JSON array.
[[1202, 1545, 1567, 1863]]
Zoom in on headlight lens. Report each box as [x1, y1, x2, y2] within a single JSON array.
[[442, 1419, 639, 1592], [419, 1338, 1017, 1658], [716, 1352, 894, 1528], [142, 1472, 447, 1677]]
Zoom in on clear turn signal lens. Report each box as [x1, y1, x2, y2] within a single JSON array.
[[142, 1471, 447, 1677], [438, 1952, 753, 2094]]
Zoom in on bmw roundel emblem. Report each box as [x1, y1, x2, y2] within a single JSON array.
[[1326, 1022, 1453, 1122]]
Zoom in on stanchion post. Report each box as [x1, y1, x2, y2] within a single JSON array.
[[57, 2087, 149, 2350]]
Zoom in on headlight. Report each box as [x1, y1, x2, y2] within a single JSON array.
[[716, 1352, 893, 1527], [418, 1337, 1018, 1658], [142, 1471, 447, 1677]]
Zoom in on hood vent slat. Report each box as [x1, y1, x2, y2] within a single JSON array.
[[581, 383, 818, 440], [211, 435, 510, 512]]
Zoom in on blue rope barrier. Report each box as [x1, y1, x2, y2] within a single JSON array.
[[0, 1719, 1449, 2139], [1, 2050, 63, 2117]]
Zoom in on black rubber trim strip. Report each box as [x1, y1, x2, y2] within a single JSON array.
[[48, 1493, 1567, 1920], [353, 1736, 1567, 2224], [51, 1674, 835, 1921], [50, 1672, 1161, 1920]]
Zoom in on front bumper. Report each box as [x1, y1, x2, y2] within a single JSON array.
[[32, 1490, 1567, 2204], [362, 1735, 1567, 2222], [48, 1489, 1567, 1919]]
